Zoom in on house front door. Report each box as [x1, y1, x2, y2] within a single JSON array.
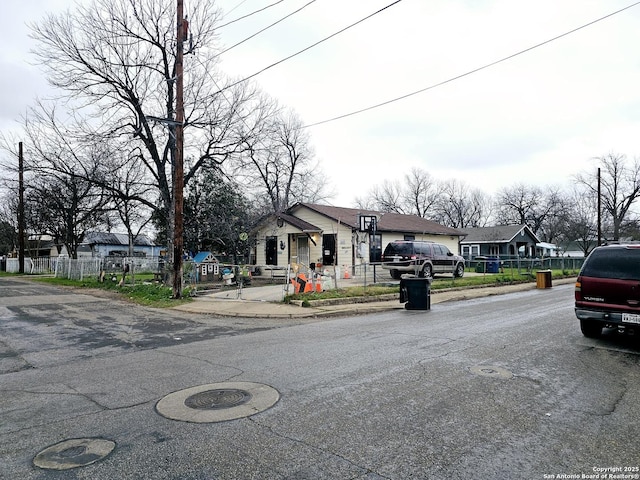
[[266, 236, 277, 265], [322, 234, 336, 265], [297, 236, 310, 269]]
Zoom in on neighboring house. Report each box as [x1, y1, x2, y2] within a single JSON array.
[[459, 224, 540, 260], [536, 242, 559, 257], [251, 203, 464, 271], [25, 235, 59, 258], [68, 232, 163, 258]]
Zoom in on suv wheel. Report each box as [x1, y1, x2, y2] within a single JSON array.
[[420, 263, 433, 278], [454, 262, 465, 278], [390, 269, 401, 280], [580, 319, 602, 338]]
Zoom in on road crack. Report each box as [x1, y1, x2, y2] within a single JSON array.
[[247, 417, 391, 479]]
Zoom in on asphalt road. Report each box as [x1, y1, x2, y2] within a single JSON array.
[[1, 276, 639, 480]]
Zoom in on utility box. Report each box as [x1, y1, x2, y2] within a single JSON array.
[[536, 270, 552, 289], [399, 277, 431, 310]]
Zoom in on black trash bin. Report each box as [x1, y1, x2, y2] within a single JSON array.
[[399, 277, 431, 310]]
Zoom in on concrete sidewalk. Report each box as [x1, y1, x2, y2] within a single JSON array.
[[172, 277, 577, 318]]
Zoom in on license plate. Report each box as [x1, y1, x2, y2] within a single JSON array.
[[622, 313, 640, 324]]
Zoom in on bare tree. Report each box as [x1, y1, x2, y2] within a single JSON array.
[[232, 109, 331, 214], [0, 192, 17, 256], [359, 168, 436, 216], [575, 153, 640, 241], [25, 171, 111, 259], [401, 168, 439, 218], [99, 145, 156, 257], [494, 183, 541, 227], [536, 187, 570, 244], [29, 0, 268, 245], [369, 180, 407, 214], [559, 185, 598, 256], [494, 183, 565, 238], [432, 179, 490, 228]]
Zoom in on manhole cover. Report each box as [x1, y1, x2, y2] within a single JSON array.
[[184, 388, 252, 410], [470, 365, 513, 379], [33, 438, 116, 470], [156, 382, 280, 423]]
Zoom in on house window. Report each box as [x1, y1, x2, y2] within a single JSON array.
[[404, 235, 415, 241], [462, 245, 480, 259]]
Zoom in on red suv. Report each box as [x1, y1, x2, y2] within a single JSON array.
[[574, 243, 640, 337]]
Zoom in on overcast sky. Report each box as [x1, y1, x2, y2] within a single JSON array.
[[3, 0, 640, 207]]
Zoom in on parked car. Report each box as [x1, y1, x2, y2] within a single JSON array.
[[574, 243, 640, 337], [381, 240, 465, 279]]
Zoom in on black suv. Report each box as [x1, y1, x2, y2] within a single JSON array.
[[381, 240, 465, 279], [575, 243, 640, 337]]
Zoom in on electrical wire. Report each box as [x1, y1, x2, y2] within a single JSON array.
[[215, 0, 403, 95], [218, 0, 286, 29], [302, 1, 640, 128], [218, 0, 317, 56]]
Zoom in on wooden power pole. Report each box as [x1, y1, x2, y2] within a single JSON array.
[[172, 0, 186, 298], [597, 167, 602, 246], [18, 142, 25, 274]]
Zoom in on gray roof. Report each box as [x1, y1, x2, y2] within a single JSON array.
[[82, 232, 157, 246], [290, 203, 378, 229], [459, 225, 540, 244], [290, 203, 464, 237], [376, 212, 463, 236]]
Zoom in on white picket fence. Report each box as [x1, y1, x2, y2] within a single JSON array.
[[6, 256, 161, 281], [53, 257, 103, 280], [6, 257, 55, 274]]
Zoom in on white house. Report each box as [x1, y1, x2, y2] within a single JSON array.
[[251, 203, 464, 273]]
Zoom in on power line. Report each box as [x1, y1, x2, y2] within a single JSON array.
[[218, 0, 317, 56], [302, 1, 640, 128], [215, 0, 403, 94], [218, 0, 286, 29]]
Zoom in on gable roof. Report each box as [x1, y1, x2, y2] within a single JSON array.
[[376, 212, 463, 236], [459, 224, 540, 244], [193, 252, 218, 263], [276, 213, 321, 232], [289, 203, 378, 229], [289, 203, 463, 237], [82, 232, 156, 246]]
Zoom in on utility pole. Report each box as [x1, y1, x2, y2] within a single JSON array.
[[597, 167, 602, 246], [18, 142, 25, 274], [172, 0, 185, 298]]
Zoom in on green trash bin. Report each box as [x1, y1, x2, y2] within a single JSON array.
[[399, 277, 431, 310], [474, 256, 487, 273]]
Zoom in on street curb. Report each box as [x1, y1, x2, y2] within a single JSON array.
[[174, 277, 577, 319]]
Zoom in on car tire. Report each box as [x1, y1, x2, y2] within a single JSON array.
[[580, 319, 602, 338], [421, 263, 433, 278], [390, 269, 401, 280], [454, 262, 465, 278]]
